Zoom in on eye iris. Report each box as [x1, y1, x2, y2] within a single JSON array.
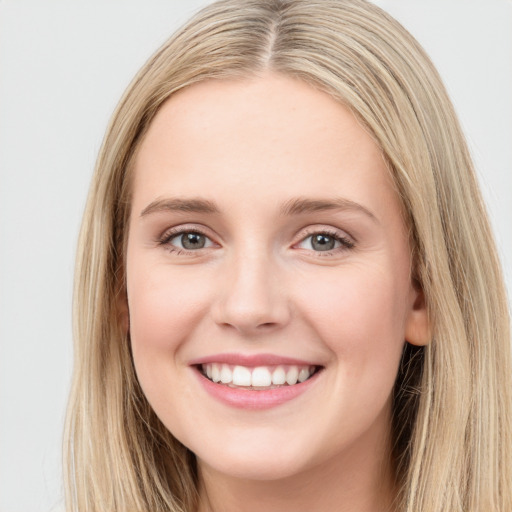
[[311, 234, 335, 251], [181, 232, 206, 249]]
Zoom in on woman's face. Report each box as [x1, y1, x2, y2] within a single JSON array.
[[126, 72, 428, 482]]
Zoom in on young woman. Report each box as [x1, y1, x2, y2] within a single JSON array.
[[64, 0, 512, 510]]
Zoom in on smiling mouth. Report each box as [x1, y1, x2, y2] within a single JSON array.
[[198, 363, 322, 390]]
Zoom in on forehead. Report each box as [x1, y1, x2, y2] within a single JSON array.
[[131, 72, 398, 222]]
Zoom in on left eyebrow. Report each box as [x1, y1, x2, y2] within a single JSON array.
[[280, 197, 378, 223], [140, 197, 220, 217]]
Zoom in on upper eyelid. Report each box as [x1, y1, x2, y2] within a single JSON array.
[[159, 223, 216, 241], [294, 224, 355, 243]]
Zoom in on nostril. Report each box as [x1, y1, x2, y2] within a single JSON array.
[[214, 305, 290, 334], [259, 322, 279, 329], [218, 320, 279, 334]]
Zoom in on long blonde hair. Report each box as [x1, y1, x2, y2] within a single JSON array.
[[65, 0, 512, 510]]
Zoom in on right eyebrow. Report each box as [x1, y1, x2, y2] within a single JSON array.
[[280, 196, 378, 223], [140, 197, 220, 217]]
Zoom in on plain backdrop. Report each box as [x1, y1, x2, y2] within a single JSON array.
[[0, 1, 511, 511]]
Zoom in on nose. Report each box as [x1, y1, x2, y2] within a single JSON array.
[[212, 252, 291, 335]]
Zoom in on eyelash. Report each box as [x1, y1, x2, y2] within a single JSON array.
[[296, 228, 355, 256], [158, 226, 213, 255], [157, 227, 355, 256]]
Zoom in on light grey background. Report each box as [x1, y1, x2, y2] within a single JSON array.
[[0, 1, 510, 511]]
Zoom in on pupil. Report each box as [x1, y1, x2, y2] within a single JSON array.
[[312, 234, 335, 251], [182, 232, 205, 249]]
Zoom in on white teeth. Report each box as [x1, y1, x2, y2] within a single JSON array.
[[298, 367, 310, 383], [251, 367, 272, 387], [286, 366, 299, 385], [272, 366, 286, 385], [232, 365, 252, 386], [220, 364, 232, 384], [211, 363, 221, 382], [202, 363, 317, 387]]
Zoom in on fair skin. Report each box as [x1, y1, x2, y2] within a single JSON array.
[[125, 72, 429, 512]]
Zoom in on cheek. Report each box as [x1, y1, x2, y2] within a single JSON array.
[[295, 263, 409, 378], [126, 263, 216, 437], [126, 261, 212, 391], [128, 260, 210, 342]]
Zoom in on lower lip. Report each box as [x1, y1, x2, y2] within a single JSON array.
[[194, 368, 322, 410]]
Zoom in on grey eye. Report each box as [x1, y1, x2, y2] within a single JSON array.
[[297, 232, 344, 252], [167, 231, 213, 251], [181, 232, 206, 250], [310, 234, 336, 251]]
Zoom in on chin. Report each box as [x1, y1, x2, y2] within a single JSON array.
[[198, 452, 310, 482], [202, 434, 334, 485]]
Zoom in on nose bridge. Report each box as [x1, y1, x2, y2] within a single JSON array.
[[214, 245, 290, 334]]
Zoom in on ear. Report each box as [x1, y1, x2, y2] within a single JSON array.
[[404, 284, 430, 346]]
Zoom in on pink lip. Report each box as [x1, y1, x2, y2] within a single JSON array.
[[191, 361, 323, 411], [189, 352, 321, 367]]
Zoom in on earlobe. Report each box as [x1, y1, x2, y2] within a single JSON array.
[[405, 287, 431, 346]]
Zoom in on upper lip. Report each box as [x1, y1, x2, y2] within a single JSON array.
[[188, 353, 323, 367]]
